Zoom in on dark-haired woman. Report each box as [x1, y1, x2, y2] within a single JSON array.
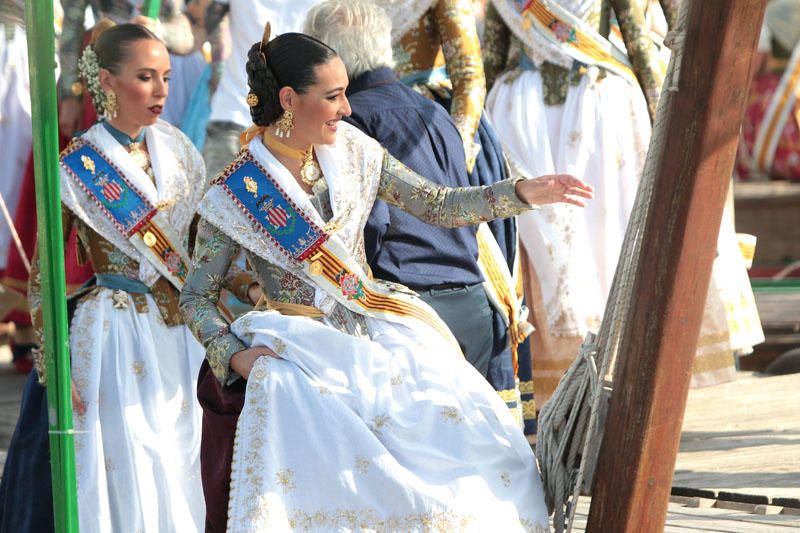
[[0, 22, 235, 533], [182, 26, 592, 532]]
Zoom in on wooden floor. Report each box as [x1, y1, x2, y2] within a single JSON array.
[[674, 372, 800, 506], [570, 498, 800, 532], [567, 371, 800, 531]]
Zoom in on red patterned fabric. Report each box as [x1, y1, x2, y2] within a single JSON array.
[[737, 71, 800, 182]]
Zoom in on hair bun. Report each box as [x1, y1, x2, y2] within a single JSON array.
[[246, 42, 282, 126], [89, 18, 116, 46]]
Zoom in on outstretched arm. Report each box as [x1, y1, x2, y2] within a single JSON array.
[[376, 152, 592, 228]]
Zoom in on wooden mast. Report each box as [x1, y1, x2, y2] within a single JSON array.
[[586, 1, 767, 531]]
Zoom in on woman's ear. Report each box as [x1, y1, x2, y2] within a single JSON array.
[[98, 68, 114, 92], [278, 86, 297, 112]]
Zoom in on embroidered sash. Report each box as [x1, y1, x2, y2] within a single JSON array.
[[216, 151, 460, 350], [60, 138, 191, 289], [493, 0, 637, 85], [753, 44, 800, 173]]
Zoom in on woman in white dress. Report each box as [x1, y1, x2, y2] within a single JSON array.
[[180, 24, 594, 532], [23, 22, 248, 532]]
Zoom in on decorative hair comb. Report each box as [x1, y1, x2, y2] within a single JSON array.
[[259, 22, 271, 62]]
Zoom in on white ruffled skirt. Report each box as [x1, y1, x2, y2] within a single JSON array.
[[226, 310, 550, 532], [69, 289, 206, 532]]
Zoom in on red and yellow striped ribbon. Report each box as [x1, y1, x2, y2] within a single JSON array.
[[523, 0, 636, 83], [308, 246, 458, 349], [137, 220, 187, 283]]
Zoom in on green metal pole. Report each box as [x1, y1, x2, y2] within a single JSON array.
[[142, 0, 162, 19], [23, 1, 79, 532]]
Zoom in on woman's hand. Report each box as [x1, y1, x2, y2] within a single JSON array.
[[71, 377, 86, 416], [230, 346, 279, 380], [515, 174, 594, 207]]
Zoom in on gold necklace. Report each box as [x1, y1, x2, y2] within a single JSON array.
[[262, 133, 322, 186]]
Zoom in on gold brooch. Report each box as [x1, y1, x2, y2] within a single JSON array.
[[309, 261, 323, 277], [246, 92, 260, 107], [243, 176, 258, 197], [142, 231, 157, 247], [81, 155, 96, 175]]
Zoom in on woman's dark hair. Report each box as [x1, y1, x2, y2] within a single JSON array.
[[93, 22, 162, 73], [246, 32, 338, 126]]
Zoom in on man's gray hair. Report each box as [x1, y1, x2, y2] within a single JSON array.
[[303, 0, 395, 80]]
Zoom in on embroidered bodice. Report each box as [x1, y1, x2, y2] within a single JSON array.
[[30, 120, 256, 384], [484, 0, 662, 116]]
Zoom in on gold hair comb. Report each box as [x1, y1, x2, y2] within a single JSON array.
[[259, 22, 271, 61]]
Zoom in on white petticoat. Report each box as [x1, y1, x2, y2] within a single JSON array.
[[226, 311, 551, 532], [69, 289, 206, 532]]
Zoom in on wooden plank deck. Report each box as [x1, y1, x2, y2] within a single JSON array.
[[674, 372, 800, 506], [570, 498, 800, 532]]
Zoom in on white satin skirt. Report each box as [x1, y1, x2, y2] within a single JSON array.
[[69, 289, 206, 532], [226, 310, 550, 532]]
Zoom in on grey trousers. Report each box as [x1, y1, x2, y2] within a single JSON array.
[[417, 283, 495, 378]]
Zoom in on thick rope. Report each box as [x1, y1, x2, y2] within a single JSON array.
[[535, 3, 690, 530]]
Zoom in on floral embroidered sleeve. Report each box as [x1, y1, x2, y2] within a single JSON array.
[[377, 152, 533, 227], [179, 218, 247, 384], [434, 0, 486, 156], [29, 207, 75, 384], [610, 0, 663, 121]]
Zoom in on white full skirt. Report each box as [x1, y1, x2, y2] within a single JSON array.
[[69, 289, 206, 533], [226, 311, 550, 532], [487, 69, 651, 336]]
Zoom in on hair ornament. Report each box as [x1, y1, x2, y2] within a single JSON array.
[[78, 46, 106, 111], [259, 22, 271, 61]]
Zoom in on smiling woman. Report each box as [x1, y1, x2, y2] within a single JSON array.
[[180, 17, 593, 532]]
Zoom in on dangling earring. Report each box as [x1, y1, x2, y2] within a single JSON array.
[[274, 109, 293, 138], [104, 89, 118, 120]]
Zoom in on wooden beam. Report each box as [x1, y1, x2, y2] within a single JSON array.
[[586, 1, 767, 531]]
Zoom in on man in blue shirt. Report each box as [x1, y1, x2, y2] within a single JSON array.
[[304, 1, 515, 381]]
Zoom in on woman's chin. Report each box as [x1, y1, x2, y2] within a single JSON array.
[[320, 132, 338, 145]]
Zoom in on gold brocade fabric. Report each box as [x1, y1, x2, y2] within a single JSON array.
[[393, 0, 485, 156]]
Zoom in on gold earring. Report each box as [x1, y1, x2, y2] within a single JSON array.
[[274, 109, 293, 138], [104, 89, 118, 119]]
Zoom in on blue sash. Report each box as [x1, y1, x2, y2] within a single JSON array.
[[217, 152, 328, 262], [61, 137, 191, 289], [216, 150, 460, 350], [60, 138, 155, 238]]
